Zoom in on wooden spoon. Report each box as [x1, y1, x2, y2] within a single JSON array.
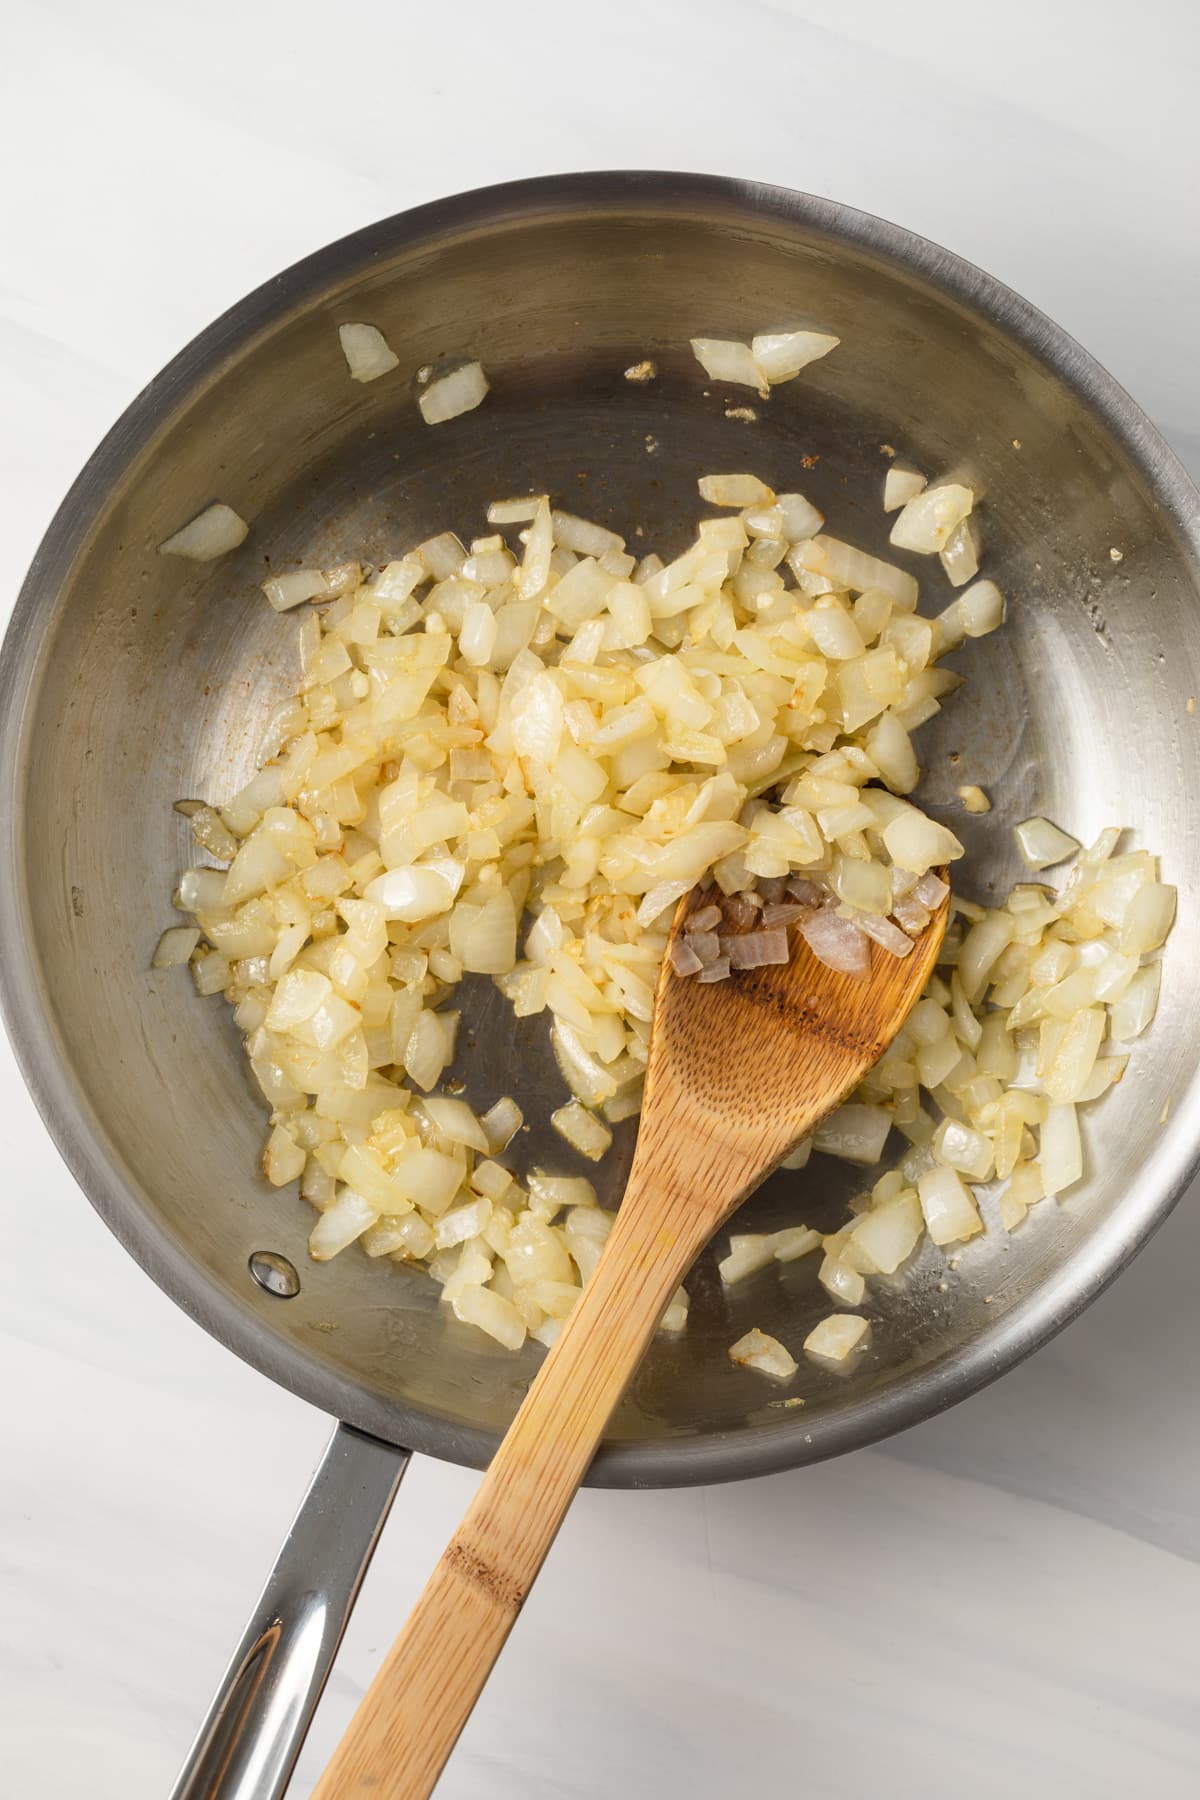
[[313, 881, 949, 1799]]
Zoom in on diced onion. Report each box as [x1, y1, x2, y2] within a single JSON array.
[[159, 503, 249, 562], [420, 1096, 490, 1152], [813, 1102, 892, 1165], [957, 580, 1006, 637], [804, 1314, 869, 1363], [819, 1254, 866, 1306], [436, 1196, 493, 1249], [719, 1229, 813, 1285], [889, 483, 974, 554], [792, 535, 918, 609], [176, 800, 239, 863], [310, 1189, 377, 1260], [553, 510, 625, 557], [488, 496, 541, 524], [480, 1096, 523, 1153], [263, 570, 329, 612], [917, 1166, 982, 1245], [552, 1020, 620, 1107], [772, 1224, 821, 1260], [1040, 1102, 1082, 1194], [847, 1191, 922, 1275], [880, 804, 965, 876], [939, 517, 981, 588], [453, 1283, 526, 1349], [190, 949, 230, 995], [160, 437, 1173, 1365], [690, 337, 764, 389], [338, 323, 399, 383], [1014, 816, 1081, 871], [1121, 883, 1176, 955], [551, 1101, 613, 1161], [750, 330, 839, 383], [800, 908, 870, 978], [776, 493, 825, 541], [1111, 962, 1161, 1040], [933, 1118, 994, 1180], [727, 926, 789, 968], [914, 871, 949, 908], [957, 911, 1015, 1002], [365, 862, 463, 922], [859, 913, 915, 958], [660, 1287, 690, 1334], [867, 713, 919, 795], [152, 926, 200, 968], [419, 361, 489, 424], [698, 473, 774, 508], [729, 1328, 798, 1380], [883, 464, 926, 512], [175, 867, 229, 914], [715, 1235, 769, 1288], [669, 938, 703, 976]]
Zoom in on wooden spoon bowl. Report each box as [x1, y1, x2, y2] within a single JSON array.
[[314, 878, 950, 1799]]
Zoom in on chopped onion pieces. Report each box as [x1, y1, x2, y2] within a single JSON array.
[[729, 1328, 799, 1380], [152, 926, 200, 968], [159, 444, 1174, 1366], [263, 570, 329, 612], [698, 473, 774, 508], [689, 337, 764, 390], [419, 361, 489, 425], [551, 1101, 613, 1162], [159, 503, 248, 562], [883, 464, 926, 513], [804, 1314, 870, 1363], [338, 322, 399, 383], [1014, 816, 1081, 870], [750, 330, 839, 383], [889, 483, 975, 554]]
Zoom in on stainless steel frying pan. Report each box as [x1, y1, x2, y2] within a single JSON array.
[[3, 172, 1199, 1797]]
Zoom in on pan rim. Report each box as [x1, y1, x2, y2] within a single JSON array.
[[3, 168, 1199, 1488]]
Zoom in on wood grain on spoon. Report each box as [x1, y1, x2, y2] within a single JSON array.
[[312, 879, 949, 1800]]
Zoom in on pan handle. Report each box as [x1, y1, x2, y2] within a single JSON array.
[[169, 1422, 410, 1800]]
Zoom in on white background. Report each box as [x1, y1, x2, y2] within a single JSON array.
[[3, 3, 1200, 1795]]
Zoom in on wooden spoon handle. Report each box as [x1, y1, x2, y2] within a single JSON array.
[[311, 1176, 702, 1800]]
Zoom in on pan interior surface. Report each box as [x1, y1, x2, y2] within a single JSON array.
[[5, 175, 1200, 1485]]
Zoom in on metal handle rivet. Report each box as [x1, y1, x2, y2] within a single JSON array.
[[249, 1250, 301, 1298]]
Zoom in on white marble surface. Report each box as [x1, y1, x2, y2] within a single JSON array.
[[4, 2, 1200, 1795]]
